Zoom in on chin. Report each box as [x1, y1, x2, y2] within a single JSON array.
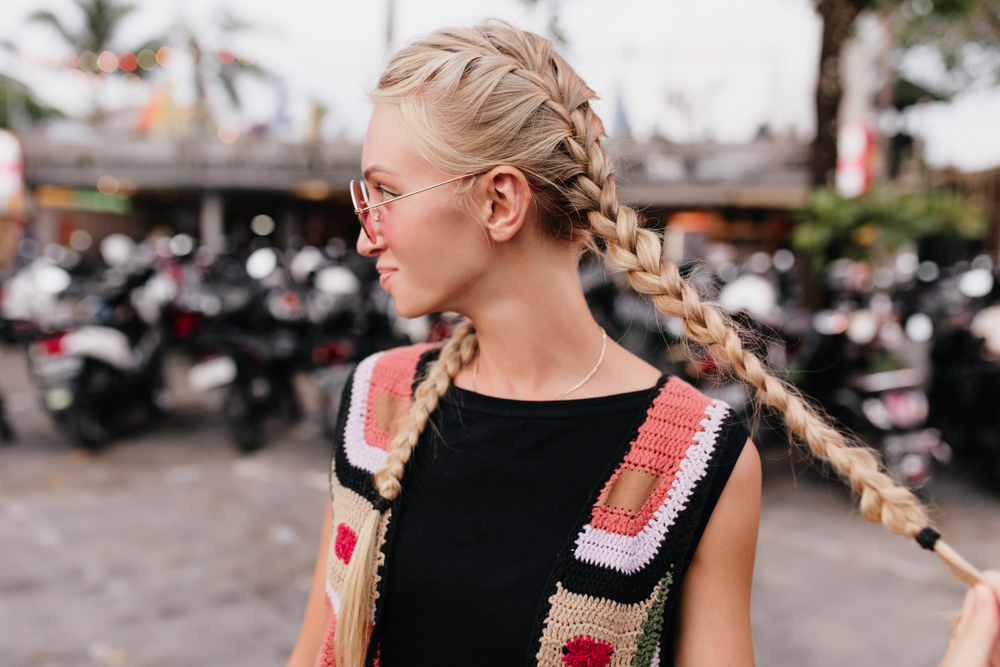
[[390, 293, 436, 321]]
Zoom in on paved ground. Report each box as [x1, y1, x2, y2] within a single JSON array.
[[1, 345, 998, 667]]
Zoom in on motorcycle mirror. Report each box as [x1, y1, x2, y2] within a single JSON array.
[[958, 268, 994, 299], [718, 274, 777, 321], [100, 233, 136, 268], [315, 265, 361, 296], [246, 247, 278, 280], [33, 265, 72, 295], [904, 313, 933, 343]]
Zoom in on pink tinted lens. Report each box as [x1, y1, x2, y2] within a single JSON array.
[[351, 181, 374, 240]]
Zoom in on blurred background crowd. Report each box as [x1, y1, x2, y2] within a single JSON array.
[[2, 0, 1000, 665]]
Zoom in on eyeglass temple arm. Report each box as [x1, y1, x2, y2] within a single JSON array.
[[356, 173, 479, 213]]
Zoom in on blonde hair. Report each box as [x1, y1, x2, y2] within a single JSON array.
[[334, 20, 981, 667]]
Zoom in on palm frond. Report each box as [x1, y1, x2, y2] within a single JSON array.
[[28, 10, 82, 50], [218, 69, 240, 108], [228, 61, 266, 78], [218, 8, 254, 33]]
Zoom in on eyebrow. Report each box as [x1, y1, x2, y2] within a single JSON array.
[[362, 164, 398, 180]]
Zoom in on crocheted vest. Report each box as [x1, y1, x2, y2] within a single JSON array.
[[316, 344, 739, 667]]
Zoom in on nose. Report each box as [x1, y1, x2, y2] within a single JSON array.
[[356, 225, 384, 257]]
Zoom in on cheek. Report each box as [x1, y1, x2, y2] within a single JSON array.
[[385, 201, 482, 261]]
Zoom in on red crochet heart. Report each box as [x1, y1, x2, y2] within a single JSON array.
[[562, 636, 614, 667], [334, 522, 358, 564]]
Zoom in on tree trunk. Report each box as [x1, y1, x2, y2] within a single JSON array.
[[873, 9, 898, 182], [810, 0, 863, 187]]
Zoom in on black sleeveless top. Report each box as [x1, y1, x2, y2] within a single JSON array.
[[375, 380, 748, 666]]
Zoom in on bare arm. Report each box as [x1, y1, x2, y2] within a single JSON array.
[[672, 439, 761, 667], [286, 498, 332, 667]]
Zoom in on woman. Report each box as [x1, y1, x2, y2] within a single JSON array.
[[287, 22, 976, 667]]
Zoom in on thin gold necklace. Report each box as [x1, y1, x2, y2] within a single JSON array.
[[471, 327, 608, 401]]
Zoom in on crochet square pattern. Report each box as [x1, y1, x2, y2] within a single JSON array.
[[535, 576, 671, 667], [573, 377, 729, 575], [343, 343, 438, 475]]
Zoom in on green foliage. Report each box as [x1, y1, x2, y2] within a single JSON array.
[[895, 0, 1000, 90], [30, 0, 136, 55], [0, 75, 63, 129], [792, 187, 987, 271]]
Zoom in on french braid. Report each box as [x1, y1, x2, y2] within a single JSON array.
[[335, 320, 478, 667], [529, 37, 980, 580], [334, 20, 983, 666], [373, 318, 478, 499]]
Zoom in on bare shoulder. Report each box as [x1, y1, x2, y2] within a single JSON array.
[[694, 438, 761, 562], [724, 439, 762, 510]]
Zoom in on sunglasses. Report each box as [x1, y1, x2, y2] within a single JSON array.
[[350, 173, 480, 243]]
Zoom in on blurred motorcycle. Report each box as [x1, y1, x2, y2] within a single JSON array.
[[25, 234, 174, 449], [927, 258, 1000, 483], [186, 245, 368, 451]]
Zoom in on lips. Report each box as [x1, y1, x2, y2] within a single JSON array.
[[377, 267, 397, 288]]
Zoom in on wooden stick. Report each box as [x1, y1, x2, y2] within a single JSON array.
[[935, 540, 984, 587]]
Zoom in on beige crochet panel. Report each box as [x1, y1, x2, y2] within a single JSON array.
[[326, 461, 392, 613], [535, 578, 669, 666]]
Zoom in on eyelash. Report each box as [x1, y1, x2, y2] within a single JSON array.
[[378, 186, 399, 200]]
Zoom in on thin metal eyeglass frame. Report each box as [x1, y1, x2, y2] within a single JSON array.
[[351, 172, 479, 242]]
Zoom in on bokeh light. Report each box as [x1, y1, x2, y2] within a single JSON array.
[[251, 214, 276, 236], [79, 51, 97, 72], [97, 175, 120, 196], [216, 46, 236, 64], [137, 49, 158, 71], [19, 48, 37, 66], [177, 105, 196, 120], [218, 124, 239, 144], [117, 178, 138, 196], [60, 52, 79, 70], [237, 54, 255, 66], [97, 51, 119, 72], [69, 70, 87, 88], [156, 47, 174, 67], [295, 180, 331, 200], [69, 230, 93, 252], [118, 51, 138, 72]]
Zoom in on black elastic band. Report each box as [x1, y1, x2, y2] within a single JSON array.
[[916, 527, 940, 551]]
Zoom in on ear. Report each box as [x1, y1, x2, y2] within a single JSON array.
[[479, 166, 532, 243]]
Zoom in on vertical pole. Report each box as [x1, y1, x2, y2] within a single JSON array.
[[200, 192, 224, 255], [386, 0, 395, 55]]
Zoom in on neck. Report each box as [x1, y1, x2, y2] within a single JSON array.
[[452, 245, 605, 401]]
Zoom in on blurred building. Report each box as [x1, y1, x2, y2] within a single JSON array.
[[10, 122, 809, 266]]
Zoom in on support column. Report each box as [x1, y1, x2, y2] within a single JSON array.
[[200, 192, 223, 255]]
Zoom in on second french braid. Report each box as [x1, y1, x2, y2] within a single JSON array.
[[555, 82, 978, 579]]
